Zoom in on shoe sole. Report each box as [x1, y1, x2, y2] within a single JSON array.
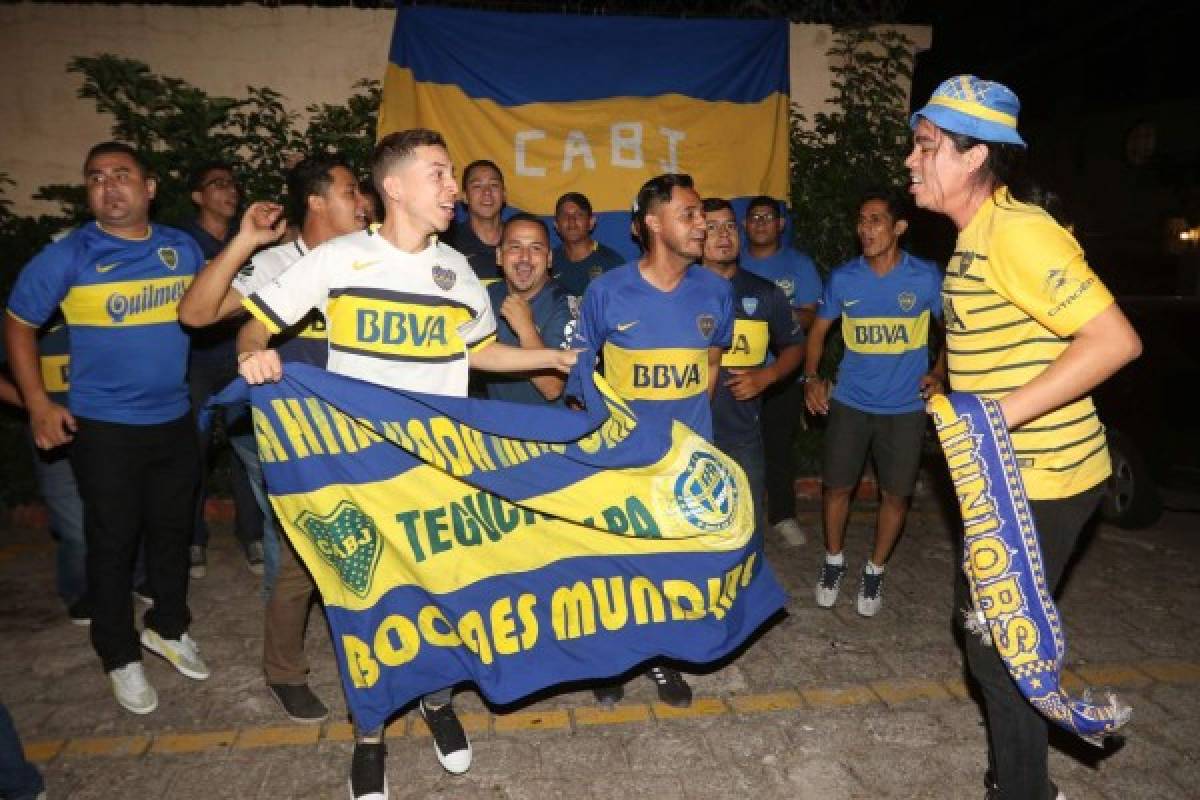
[[775, 526, 807, 547], [815, 590, 839, 608], [247, 562, 265, 576], [346, 775, 388, 800], [269, 688, 329, 724], [856, 601, 881, 617], [115, 692, 158, 715], [189, 566, 207, 579], [140, 630, 210, 681], [70, 618, 91, 627]]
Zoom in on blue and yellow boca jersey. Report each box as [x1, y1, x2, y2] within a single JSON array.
[[571, 263, 734, 441], [483, 280, 575, 407], [712, 270, 804, 446], [740, 246, 822, 309], [35, 316, 71, 406], [6, 222, 201, 424], [818, 252, 942, 415]]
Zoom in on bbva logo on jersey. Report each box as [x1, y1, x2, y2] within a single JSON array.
[[632, 363, 701, 391], [356, 310, 449, 347]]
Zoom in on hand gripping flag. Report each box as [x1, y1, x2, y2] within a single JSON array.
[[379, 4, 790, 260], [929, 393, 1132, 745], [241, 361, 785, 731]]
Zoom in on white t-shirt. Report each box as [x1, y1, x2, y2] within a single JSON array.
[[243, 228, 496, 397], [234, 237, 309, 297]]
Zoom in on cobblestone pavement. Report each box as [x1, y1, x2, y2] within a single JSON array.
[[2, 492, 1197, 799]]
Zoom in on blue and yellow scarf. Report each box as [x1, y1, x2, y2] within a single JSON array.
[[930, 392, 1131, 744]]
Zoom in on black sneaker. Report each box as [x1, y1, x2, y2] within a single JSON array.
[[856, 568, 886, 617], [68, 597, 92, 626], [419, 698, 471, 774], [133, 582, 155, 607], [647, 666, 692, 708], [349, 740, 387, 800], [245, 540, 265, 577], [268, 683, 329, 724], [983, 771, 1064, 800], [593, 683, 624, 708], [815, 561, 848, 608]]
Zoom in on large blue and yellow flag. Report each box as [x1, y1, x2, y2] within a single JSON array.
[[379, 5, 790, 259], [246, 362, 784, 731]]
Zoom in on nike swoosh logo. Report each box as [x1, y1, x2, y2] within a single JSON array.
[[616, 321, 639, 332], [96, 262, 120, 273], [351, 259, 381, 271], [844, 299, 861, 307]]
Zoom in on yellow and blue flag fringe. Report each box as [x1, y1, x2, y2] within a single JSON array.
[[379, 4, 791, 260], [929, 393, 1132, 745], [239, 362, 784, 731]]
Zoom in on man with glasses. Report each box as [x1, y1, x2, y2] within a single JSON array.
[[740, 196, 822, 548], [180, 161, 266, 581]]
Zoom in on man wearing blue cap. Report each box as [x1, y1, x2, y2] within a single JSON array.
[[907, 75, 1141, 800]]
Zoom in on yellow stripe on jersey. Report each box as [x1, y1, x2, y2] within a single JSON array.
[[945, 192, 1113, 499], [721, 319, 769, 368], [40, 354, 70, 393], [326, 294, 475, 362], [294, 314, 327, 340], [61, 276, 192, 327], [843, 311, 930, 355], [467, 333, 496, 353], [602, 344, 708, 401], [244, 295, 285, 335]]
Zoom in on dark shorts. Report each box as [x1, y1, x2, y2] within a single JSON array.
[[822, 398, 927, 496]]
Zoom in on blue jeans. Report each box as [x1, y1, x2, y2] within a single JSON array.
[[27, 431, 86, 606], [715, 434, 767, 541], [228, 427, 280, 597], [0, 703, 45, 800]]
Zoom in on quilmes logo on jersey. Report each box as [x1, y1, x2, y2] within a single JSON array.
[[673, 451, 738, 533], [158, 247, 178, 270], [432, 264, 456, 290], [741, 297, 758, 316], [696, 313, 716, 338], [898, 291, 916, 312], [294, 500, 382, 598], [106, 279, 189, 324]]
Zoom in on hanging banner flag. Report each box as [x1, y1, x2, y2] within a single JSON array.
[[929, 393, 1132, 745], [245, 362, 785, 732], [379, 4, 790, 259]]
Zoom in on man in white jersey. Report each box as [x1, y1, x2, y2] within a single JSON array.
[[235, 129, 577, 800], [180, 154, 371, 728]]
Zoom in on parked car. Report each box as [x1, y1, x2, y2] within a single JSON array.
[[1093, 295, 1200, 528]]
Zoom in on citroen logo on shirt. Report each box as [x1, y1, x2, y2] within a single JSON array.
[[96, 261, 120, 274]]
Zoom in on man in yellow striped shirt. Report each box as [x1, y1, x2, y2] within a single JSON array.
[[906, 75, 1141, 800]]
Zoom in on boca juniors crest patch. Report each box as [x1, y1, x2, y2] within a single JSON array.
[[432, 265, 456, 290], [741, 297, 759, 316], [696, 313, 716, 338], [158, 247, 178, 270], [898, 291, 916, 312]]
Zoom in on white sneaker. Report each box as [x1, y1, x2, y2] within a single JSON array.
[[773, 518, 807, 546], [141, 629, 210, 680], [109, 662, 158, 714]]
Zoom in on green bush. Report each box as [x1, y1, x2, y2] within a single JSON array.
[[0, 56, 380, 509], [788, 27, 916, 473]]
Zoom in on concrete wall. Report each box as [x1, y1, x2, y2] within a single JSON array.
[[0, 4, 929, 216]]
